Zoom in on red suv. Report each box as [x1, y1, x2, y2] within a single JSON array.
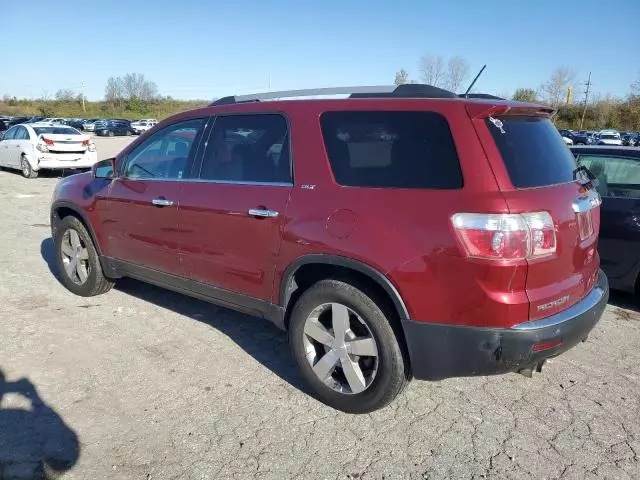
[[50, 84, 609, 413]]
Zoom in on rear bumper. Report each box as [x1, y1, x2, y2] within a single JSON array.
[[34, 152, 98, 170], [403, 270, 609, 380]]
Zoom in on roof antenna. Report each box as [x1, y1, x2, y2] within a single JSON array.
[[463, 65, 486, 98]]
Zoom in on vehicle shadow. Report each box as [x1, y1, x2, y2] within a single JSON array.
[[40, 238, 62, 282], [0, 369, 80, 479], [607, 289, 639, 313], [39, 238, 307, 394]]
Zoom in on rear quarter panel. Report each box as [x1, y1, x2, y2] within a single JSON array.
[[274, 100, 529, 327]]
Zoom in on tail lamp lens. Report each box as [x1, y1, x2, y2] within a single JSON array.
[[452, 212, 556, 261]]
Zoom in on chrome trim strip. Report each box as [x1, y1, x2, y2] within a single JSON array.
[[118, 177, 293, 187], [512, 271, 608, 331]]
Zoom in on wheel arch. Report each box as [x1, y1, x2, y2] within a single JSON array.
[[279, 254, 410, 328], [51, 201, 103, 256]]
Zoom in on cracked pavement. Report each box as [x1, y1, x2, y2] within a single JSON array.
[[0, 140, 639, 479]]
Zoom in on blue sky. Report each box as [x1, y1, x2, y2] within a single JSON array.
[[2, 0, 638, 101]]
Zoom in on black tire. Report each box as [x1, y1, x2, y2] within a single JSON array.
[[576, 142, 585, 145], [20, 155, 38, 178], [108, 130, 114, 137], [54, 216, 114, 297], [288, 279, 410, 413]]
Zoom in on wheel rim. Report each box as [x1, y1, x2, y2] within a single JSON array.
[[303, 302, 379, 395], [21, 159, 29, 176], [60, 228, 90, 285]]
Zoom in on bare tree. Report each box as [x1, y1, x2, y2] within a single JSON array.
[[394, 69, 409, 86], [104, 76, 124, 105], [444, 57, 470, 92], [419, 55, 445, 87], [541, 67, 575, 107], [55, 89, 75, 101], [631, 71, 640, 97], [122, 73, 158, 101]]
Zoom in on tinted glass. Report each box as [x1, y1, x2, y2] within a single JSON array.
[[200, 114, 291, 183], [486, 116, 576, 188], [124, 118, 204, 180], [320, 111, 462, 189], [14, 127, 30, 140], [576, 154, 640, 198], [3, 126, 18, 140], [33, 127, 80, 136]]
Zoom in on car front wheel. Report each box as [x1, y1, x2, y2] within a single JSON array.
[[54, 216, 114, 297], [288, 279, 410, 413]]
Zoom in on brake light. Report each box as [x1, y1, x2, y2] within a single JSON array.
[[43, 138, 54, 145], [82, 140, 89, 146], [451, 212, 556, 260]]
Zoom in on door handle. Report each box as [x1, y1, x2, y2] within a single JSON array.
[[152, 198, 174, 207], [248, 208, 279, 218]]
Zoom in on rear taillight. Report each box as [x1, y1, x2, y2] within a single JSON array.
[[82, 140, 89, 146], [43, 138, 54, 145], [451, 212, 556, 261]]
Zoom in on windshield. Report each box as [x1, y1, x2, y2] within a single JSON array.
[[486, 116, 576, 188], [600, 134, 619, 140], [33, 127, 80, 136]]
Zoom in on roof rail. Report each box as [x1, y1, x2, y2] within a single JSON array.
[[208, 84, 458, 106]]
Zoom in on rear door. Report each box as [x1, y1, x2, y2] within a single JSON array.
[[476, 114, 600, 320], [575, 152, 640, 283], [178, 113, 292, 302]]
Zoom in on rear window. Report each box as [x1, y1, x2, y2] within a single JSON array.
[[33, 127, 79, 135], [486, 116, 576, 188], [320, 111, 462, 189]]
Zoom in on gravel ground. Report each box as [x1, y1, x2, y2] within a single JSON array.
[[0, 159, 639, 479]]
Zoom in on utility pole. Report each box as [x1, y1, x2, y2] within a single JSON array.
[[81, 81, 86, 112], [579, 72, 592, 130]]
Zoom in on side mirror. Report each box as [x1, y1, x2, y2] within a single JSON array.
[[93, 158, 115, 179]]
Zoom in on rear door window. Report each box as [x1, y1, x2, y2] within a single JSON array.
[[199, 114, 291, 184], [486, 116, 576, 188], [320, 111, 462, 189]]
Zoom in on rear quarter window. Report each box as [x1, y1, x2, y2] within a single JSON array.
[[486, 116, 576, 188], [320, 111, 462, 189]]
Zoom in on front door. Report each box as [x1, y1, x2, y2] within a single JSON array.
[[0, 126, 19, 168], [179, 113, 292, 302], [99, 117, 207, 276]]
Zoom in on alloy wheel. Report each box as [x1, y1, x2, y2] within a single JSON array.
[[60, 228, 90, 285], [303, 302, 379, 394]]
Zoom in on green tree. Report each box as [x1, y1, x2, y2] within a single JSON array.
[[394, 69, 409, 86], [512, 88, 538, 103]]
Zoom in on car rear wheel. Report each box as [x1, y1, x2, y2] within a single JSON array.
[[54, 216, 114, 297], [108, 130, 114, 137], [288, 279, 409, 413], [21, 156, 38, 179]]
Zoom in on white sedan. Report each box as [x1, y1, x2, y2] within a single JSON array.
[[0, 123, 97, 178], [130, 120, 157, 134]]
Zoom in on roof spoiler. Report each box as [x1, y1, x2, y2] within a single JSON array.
[[466, 103, 556, 119]]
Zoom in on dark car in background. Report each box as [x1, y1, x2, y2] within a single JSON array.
[[64, 119, 86, 131], [571, 146, 640, 296], [622, 133, 638, 147], [94, 119, 132, 136]]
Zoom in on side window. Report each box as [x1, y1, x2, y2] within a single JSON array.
[[578, 154, 640, 198], [3, 126, 18, 140], [123, 118, 205, 180], [15, 127, 29, 140], [320, 111, 462, 189], [199, 114, 291, 183]]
